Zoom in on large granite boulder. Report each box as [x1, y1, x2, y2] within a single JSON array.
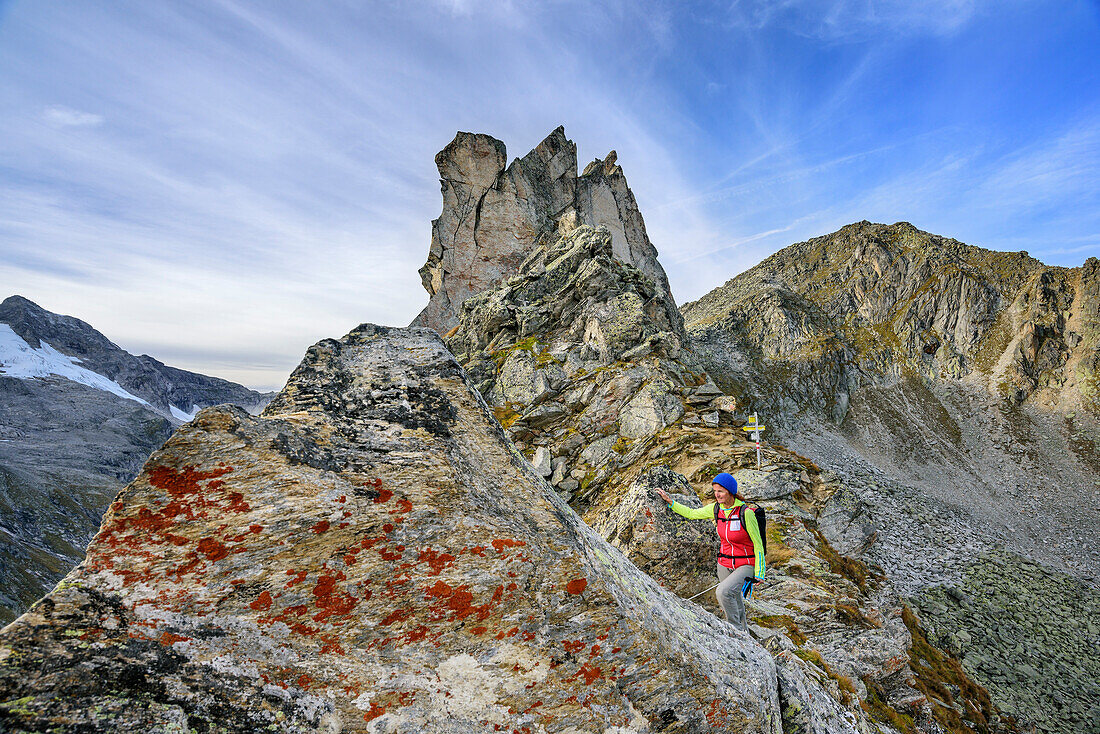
[[413, 127, 672, 333], [1, 325, 792, 733]]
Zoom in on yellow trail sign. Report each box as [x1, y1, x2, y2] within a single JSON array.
[[742, 425, 765, 432]]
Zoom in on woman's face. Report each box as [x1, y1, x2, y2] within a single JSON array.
[[712, 482, 732, 504]]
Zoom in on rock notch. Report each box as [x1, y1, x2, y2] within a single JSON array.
[[0, 324, 799, 733], [412, 127, 671, 332]]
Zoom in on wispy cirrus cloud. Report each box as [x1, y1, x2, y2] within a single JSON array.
[[724, 0, 989, 40], [42, 105, 103, 127]]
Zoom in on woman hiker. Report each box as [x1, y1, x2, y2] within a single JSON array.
[[655, 473, 765, 630]]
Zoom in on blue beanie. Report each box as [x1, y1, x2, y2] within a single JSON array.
[[712, 473, 738, 494]]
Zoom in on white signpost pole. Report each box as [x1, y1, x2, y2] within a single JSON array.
[[753, 411, 761, 469], [742, 414, 766, 468]]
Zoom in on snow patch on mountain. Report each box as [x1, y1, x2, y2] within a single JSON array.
[[0, 323, 151, 408], [170, 404, 198, 422]]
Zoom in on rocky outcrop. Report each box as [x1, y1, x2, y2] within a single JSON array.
[[589, 467, 719, 604], [2, 323, 817, 733], [0, 296, 274, 624], [444, 224, 712, 509], [412, 127, 672, 332]]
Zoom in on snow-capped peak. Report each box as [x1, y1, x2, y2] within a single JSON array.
[[0, 323, 151, 408]]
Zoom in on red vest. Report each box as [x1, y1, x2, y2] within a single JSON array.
[[715, 503, 755, 570]]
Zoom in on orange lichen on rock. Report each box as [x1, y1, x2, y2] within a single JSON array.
[[566, 578, 588, 595], [250, 590, 273, 611]]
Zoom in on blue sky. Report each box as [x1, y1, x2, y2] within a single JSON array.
[[2, 0, 1098, 389]]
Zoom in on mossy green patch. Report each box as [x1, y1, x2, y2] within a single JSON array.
[[753, 613, 807, 645], [900, 604, 1020, 734]]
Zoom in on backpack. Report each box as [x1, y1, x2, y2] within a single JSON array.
[[713, 502, 767, 556]]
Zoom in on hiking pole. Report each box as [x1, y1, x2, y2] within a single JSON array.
[[686, 582, 720, 602]]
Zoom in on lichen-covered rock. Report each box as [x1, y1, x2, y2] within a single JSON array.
[[413, 128, 671, 333], [0, 325, 789, 733]]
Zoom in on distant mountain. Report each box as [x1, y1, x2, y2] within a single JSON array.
[[683, 222, 1100, 732], [0, 295, 270, 419], [0, 295, 274, 622]]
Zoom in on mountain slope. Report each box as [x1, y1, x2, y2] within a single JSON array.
[[683, 221, 1100, 732], [0, 296, 274, 623]]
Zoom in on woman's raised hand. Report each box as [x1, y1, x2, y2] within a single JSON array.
[[655, 489, 671, 503]]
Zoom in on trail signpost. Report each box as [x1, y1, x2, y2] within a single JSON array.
[[742, 412, 765, 469]]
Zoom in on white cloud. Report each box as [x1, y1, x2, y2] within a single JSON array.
[[725, 0, 990, 40], [42, 105, 104, 127]]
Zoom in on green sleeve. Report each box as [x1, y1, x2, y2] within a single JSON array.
[[742, 505, 766, 580], [668, 500, 716, 520]]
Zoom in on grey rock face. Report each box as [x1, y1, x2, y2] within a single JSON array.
[[412, 128, 673, 332], [734, 468, 800, 501], [618, 378, 684, 439]]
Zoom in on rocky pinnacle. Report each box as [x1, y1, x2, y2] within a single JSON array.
[[412, 127, 672, 333]]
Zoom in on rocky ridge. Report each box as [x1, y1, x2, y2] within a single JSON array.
[[0, 324, 872, 733], [412, 127, 671, 332], [432, 150, 1019, 731]]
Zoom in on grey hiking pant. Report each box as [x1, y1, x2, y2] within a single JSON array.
[[716, 563, 755, 630]]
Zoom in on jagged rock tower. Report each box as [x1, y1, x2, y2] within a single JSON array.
[[412, 126, 672, 332]]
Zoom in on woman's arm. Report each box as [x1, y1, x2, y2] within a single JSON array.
[[743, 507, 766, 580], [654, 489, 715, 520]]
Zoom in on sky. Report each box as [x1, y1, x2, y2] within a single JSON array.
[[2, 0, 1099, 390]]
